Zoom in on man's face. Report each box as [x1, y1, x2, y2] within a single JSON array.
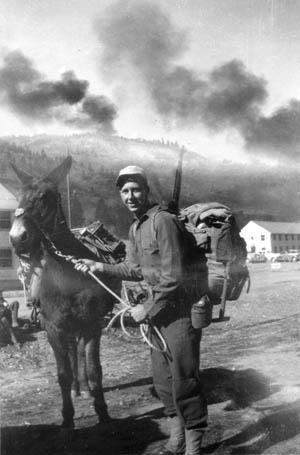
[[119, 181, 149, 216]]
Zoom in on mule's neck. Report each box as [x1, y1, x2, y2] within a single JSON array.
[[47, 201, 75, 250], [47, 201, 90, 258]]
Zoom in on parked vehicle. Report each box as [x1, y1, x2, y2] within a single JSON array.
[[287, 250, 300, 261], [247, 253, 268, 263], [275, 252, 294, 262], [264, 252, 280, 262]]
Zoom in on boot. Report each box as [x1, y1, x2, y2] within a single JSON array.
[[184, 427, 204, 455], [159, 416, 185, 455]]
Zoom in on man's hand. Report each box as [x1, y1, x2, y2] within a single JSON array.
[[74, 259, 104, 275], [130, 304, 148, 323]]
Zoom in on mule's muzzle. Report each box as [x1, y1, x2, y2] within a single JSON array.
[[10, 233, 31, 256], [9, 219, 32, 255]]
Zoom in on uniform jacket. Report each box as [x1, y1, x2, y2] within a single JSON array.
[[102, 204, 187, 318]]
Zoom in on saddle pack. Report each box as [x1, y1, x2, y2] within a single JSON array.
[[179, 202, 250, 305], [73, 221, 126, 265]]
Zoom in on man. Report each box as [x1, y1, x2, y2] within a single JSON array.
[[0, 290, 19, 345], [75, 166, 208, 455]]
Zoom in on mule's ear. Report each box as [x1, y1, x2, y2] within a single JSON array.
[[10, 163, 33, 185], [45, 156, 72, 186]]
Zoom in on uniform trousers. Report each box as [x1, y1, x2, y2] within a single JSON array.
[[150, 307, 208, 430]]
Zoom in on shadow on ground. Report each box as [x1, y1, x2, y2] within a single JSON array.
[[202, 367, 279, 409], [205, 401, 300, 454], [149, 367, 278, 409], [1, 368, 295, 455], [1, 408, 166, 455]]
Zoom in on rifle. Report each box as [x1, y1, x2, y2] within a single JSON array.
[[168, 147, 186, 214]]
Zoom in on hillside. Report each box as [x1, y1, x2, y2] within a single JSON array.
[[0, 133, 298, 237]]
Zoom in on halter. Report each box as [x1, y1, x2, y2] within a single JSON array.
[[14, 203, 168, 353], [14, 192, 68, 242]]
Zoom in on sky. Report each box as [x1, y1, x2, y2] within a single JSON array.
[[1, 0, 300, 162]]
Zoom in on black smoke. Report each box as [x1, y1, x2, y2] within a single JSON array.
[[243, 100, 300, 156], [96, 0, 300, 158], [0, 50, 116, 131]]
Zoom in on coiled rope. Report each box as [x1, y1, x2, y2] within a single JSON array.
[[88, 271, 167, 352], [18, 236, 167, 352]]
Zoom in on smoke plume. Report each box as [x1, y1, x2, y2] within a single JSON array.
[[243, 100, 300, 156], [96, 0, 300, 157], [0, 50, 116, 131]]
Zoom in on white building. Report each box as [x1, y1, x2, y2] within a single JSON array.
[[241, 220, 300, 254], [0, 182, 20, 290]]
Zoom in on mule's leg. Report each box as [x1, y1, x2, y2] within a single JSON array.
[[68, 337, 80, 398], [85, 328, 110, 422], [47, 329, 75, 429], [77, 335, 91, 398]]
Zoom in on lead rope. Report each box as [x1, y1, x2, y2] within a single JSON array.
[[92, 273, 167, 352], [40, 234, 167, 353]]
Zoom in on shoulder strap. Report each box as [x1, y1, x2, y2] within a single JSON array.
[[149, 206, 166, 240]]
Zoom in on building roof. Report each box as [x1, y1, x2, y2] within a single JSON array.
[[251, 221, 300, 234]]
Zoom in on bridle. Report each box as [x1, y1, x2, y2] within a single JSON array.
[[14, 200, 168, 353], [14, 196, 69, 295]]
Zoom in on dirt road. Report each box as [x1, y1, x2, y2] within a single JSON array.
[[1, 261, 300, 454]]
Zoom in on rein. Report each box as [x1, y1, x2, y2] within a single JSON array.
[[15, 206, 167, 353], [50, 243, 167, 353]]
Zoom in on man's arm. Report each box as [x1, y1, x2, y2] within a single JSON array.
[[75, 235, 143, 282], [101, 238, 143, 281]]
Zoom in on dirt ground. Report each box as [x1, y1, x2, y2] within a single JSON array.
[[1, 261, 300, 455]]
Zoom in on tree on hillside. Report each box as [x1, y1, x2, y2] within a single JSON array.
[[94, 197, 131, 238]]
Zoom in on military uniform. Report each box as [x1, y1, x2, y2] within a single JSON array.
[[102, 204, 208, 430]]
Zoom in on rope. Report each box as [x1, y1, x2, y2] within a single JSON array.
[[27, 231, 167, 352], [89, 271, 167, 352]]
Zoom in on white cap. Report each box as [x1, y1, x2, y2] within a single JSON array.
[[115, 165, 148, 187]]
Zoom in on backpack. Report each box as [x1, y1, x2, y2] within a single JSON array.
[[179, 202, 250, 305]]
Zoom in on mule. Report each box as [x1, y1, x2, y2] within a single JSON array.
[[9, 156, 120, 432]]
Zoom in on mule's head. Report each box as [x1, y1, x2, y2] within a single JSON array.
[[9, 156, 72, 258]]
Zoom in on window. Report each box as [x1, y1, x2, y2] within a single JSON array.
[[280, 246, 283, 252], [261, 235, 265, 241], [0, 248, 13, 268], [0, 211, 11, 229], [278, 234, 282, 240], [298, 235, 300, 240], [285, 234, 289, 240], [274, 246, 277, 252], [272, 234, 277, 240], [291, 235, 294, 240]]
